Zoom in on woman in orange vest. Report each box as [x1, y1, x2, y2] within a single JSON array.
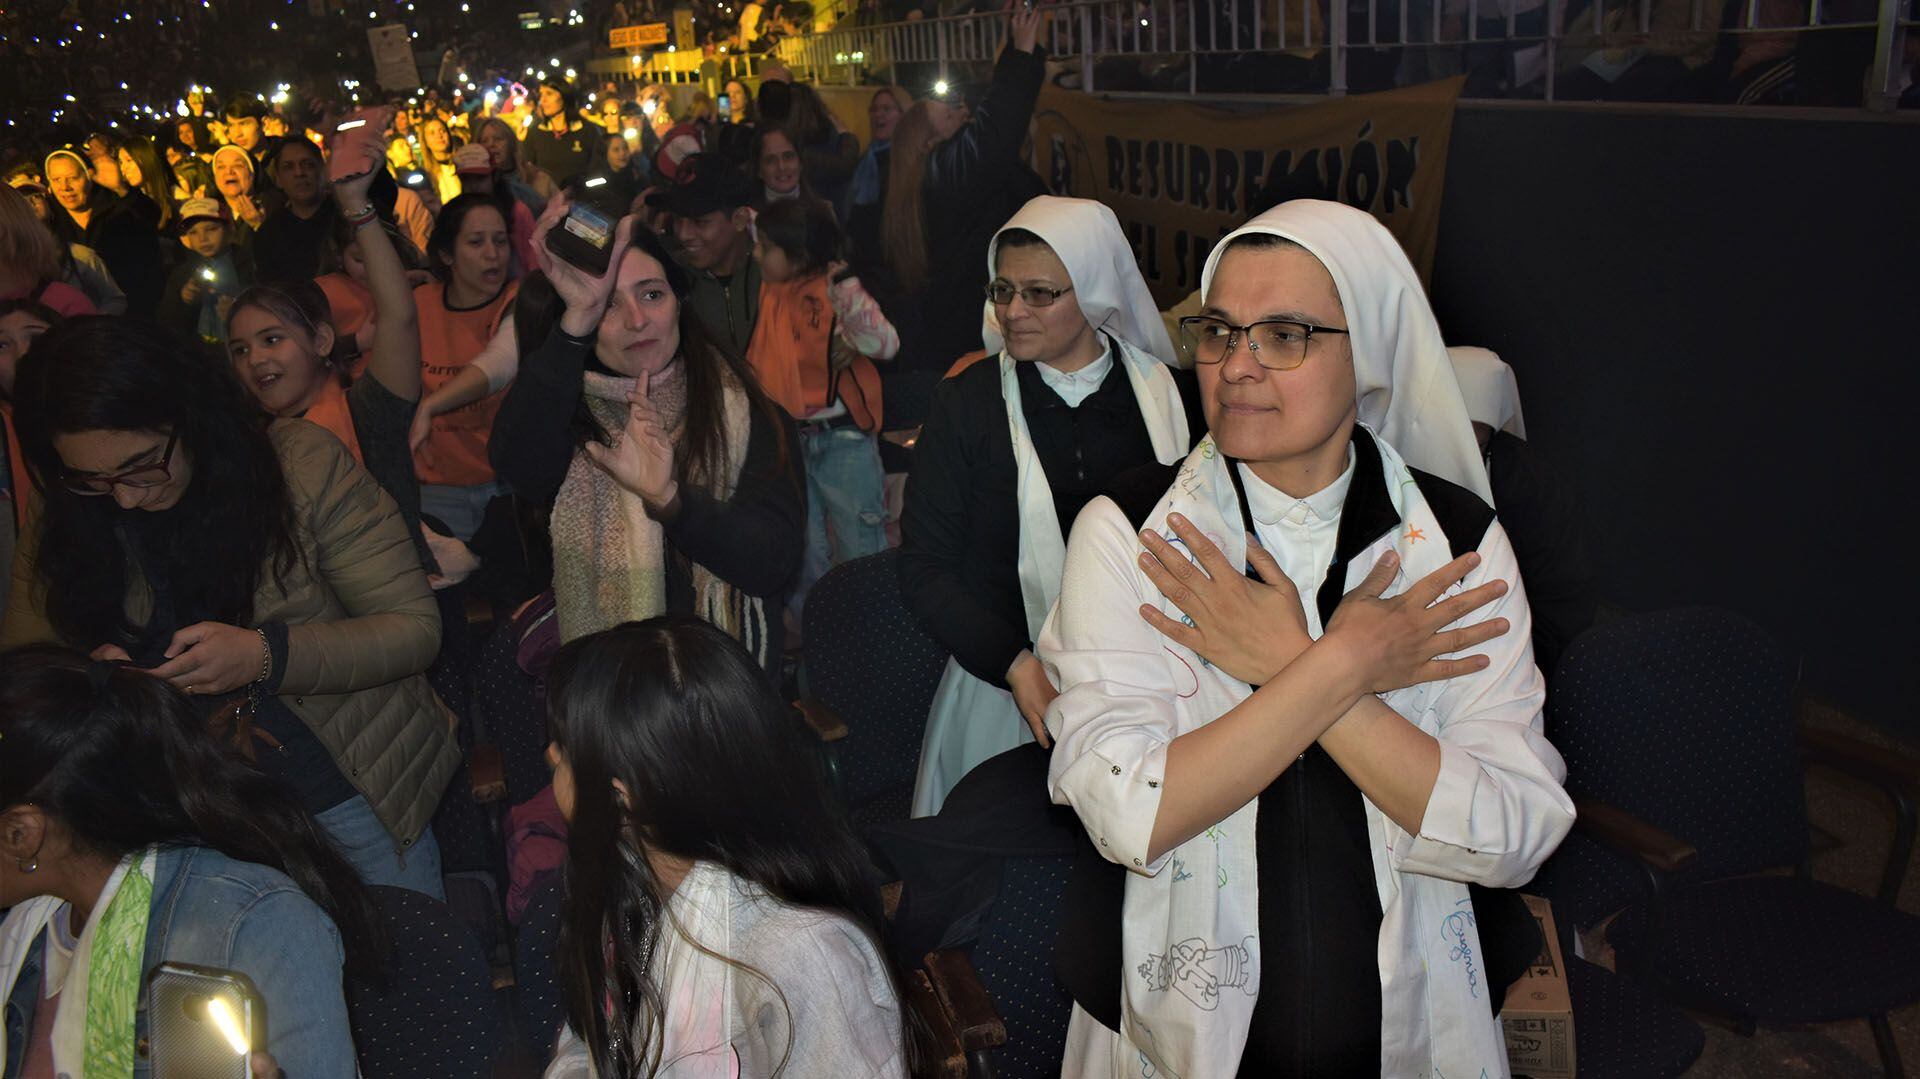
[[411, 193, 520, 542], [744, 197, 896, 631], [224, 108, 438, 573]]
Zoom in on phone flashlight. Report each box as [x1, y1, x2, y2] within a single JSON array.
[[200, 267, 218, 282], [406, 172, 425, 185], [642, 100, 657, 115], [623, 126, 639, 140], [205, 997, 250, 1056], [584, 176, 607, 188], [336, 118, 367, 131]]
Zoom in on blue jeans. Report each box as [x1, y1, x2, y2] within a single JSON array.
[[792, 425, 889, 618], [316, 794, 445, 900], [419, 479, 507, 542]]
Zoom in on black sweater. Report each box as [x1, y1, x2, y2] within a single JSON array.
[[897, 351, 1206, 688], [488, 331, 806, 667]]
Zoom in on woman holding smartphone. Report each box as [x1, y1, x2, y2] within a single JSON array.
[[0, 646, 378, 1078], [0, 310, 459, 898]]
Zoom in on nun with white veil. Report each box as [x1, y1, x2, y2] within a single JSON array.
[[1040, 201, 1576, 1077], [899, 195, 1203, 818]]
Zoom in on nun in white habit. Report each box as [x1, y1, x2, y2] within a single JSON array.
[[1040, 201, 1575, 1076], [900, 196, 1198, 818]]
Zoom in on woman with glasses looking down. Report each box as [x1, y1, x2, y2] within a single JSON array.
[[0, 317, 459, 899], [899, 196, 1207, 816]]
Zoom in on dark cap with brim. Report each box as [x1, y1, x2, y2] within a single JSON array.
[[644, 153, 755, 218]]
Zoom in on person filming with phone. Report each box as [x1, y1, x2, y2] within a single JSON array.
[[488, 195, 805, 669], [0, 646, 380, 1078]]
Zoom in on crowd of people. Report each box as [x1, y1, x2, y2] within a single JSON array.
[[0, 1, 1630, 1073]]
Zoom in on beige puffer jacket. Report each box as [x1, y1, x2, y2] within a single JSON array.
[[2, 420, 459, 848]]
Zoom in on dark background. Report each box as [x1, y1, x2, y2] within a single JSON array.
[[1428, 104, 1920, 736]]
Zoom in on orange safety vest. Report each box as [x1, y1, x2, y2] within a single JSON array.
[[746, 273, 883, 433], [413, 280, 518, 487]]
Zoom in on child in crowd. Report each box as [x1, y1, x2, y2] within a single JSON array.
[[745, 197, 897, 633], [159, 198, 254, 347]]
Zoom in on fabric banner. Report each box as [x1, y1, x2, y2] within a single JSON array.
[[1029, 77, 1464, 304]]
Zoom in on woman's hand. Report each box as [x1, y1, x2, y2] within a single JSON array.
[[232, 193, 264, 229], [1007, 650, 1057, 748], [582, 371, 679, 511], [1322, 552, 1511, 695], [250, 1052, 285, 1078], [1136, 513, 1311, 686], [408, 400, 437, 452], [530, 195, 638, 338], [1009, 2, 1043, 52], [139, 622, 267, 697]]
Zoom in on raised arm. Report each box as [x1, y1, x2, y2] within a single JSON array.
[[332, 115, 423, 403]]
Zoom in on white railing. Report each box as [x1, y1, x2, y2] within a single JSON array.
[[763, 0, 1913, 109]]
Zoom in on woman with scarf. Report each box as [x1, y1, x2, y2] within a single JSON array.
[[0, 646, 378, 1078], [900, 196, 1208, 817], [40, 151, 163, 319], [1042, 201, 1575, 1076], [536, 617, 905, 1076], [489, 199, 804, 670], [0, 316, 459, 899]]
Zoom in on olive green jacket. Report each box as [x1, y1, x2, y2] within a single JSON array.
[[1, 420, 459, 847]]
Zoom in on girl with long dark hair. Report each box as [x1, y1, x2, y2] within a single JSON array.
[[541, 617, 905, 1077], [489, 200, 804, 668], [112, 135, 178, 235], [0, 645, 382, 1078], [0, 316, 459, 898]]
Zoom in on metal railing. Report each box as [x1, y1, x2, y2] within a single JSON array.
[[764, 0, 1913, 109]]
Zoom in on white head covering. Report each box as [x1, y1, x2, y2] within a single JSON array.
[[1200, 200, 1493, 504], [982, 196, 1179, 367], [1447, 345, 1527, 439]]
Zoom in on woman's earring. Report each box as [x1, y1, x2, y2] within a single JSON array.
[[16, 858, 36, 874]]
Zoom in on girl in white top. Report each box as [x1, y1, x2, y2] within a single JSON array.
[[539, 616, 906, 1078], [1042, 200, 1575, 1077]]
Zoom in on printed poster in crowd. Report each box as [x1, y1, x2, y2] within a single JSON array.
[[1029, 77, 1464, 304], [368, 23, 422, 92]]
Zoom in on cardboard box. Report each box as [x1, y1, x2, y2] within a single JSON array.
[[1502, 894, 1576, 1079]]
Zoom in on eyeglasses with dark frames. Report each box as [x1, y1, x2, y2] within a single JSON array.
[[985, 281, 1074, 308], [63, 432, 180, 496], [1177, 315, 1350, 371]]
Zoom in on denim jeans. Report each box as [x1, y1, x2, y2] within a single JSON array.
[[792, 425, 890, 618], [419, 479, 507, 542], [315, 794, 445, 900]]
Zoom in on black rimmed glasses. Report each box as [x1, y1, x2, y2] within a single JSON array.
[[63, 432, 180, 495], [985, 281, 1073, 307], [1178, 315, 1349, 371]]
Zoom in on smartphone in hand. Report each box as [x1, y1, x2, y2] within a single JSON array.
[[545, 183, 622, 277], [148, 962, 264, 1079]]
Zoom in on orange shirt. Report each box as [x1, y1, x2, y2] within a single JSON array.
[[412, 280, 518, 487], [302, 378, 365, 467], [316, 273, 374, 381]]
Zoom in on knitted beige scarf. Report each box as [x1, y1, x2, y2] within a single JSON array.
[[550, 359, 763, 660]]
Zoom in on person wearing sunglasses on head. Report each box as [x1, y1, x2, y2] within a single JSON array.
[[0, 316, 459, 901], [899, 196, 1208, 817]]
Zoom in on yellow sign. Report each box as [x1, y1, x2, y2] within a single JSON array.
[[1028, 78, 1464, 303], [609, 22, 669, 48]]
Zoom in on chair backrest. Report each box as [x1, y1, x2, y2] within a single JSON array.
[[513, 873, 568, 1062], [346, 885, 503, 1079], [1549, 606, 1805, 886], [804, 549, 950, 816]]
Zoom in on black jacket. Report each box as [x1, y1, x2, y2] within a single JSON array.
[[897, 350, 1207, 688], [58, 190, 165, 318], [252, 201, 339, 285], [897, 44, 1048, 373], [488, 330, 806, 669]]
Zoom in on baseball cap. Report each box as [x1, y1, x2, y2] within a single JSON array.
[[177, 198, 225, 228], [645, 154, 755, 218], [453, 144, 493, 176], [651, 124, 704, 184]]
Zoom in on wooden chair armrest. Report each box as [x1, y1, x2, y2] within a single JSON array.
[[468, 743, 508, 805], [923, 949, 1007, 1054], [794, 695, 850, 743], [1573, 795, 1699, 876], [1800, 724, 1920, 794], [905, 968, 967, 1079]]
